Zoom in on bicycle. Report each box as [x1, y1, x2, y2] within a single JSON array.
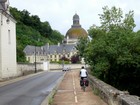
[[80, 78, 89, 92]]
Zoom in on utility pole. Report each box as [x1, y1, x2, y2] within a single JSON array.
[[62, 38, 66, 70], [34, 46, 37, 73]]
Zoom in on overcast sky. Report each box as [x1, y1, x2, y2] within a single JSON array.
[[10, 0, 140, 35]]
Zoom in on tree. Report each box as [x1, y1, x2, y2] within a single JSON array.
[[21, 10, 32, 26], [49, 30, 64, 44], [39, 21, 52, 37], [76, 37, 89, 58], [99, 6, 135, 32], [10, 7, 64, 62], [30, 15, 41, 31], [78, 6, 140, 96]]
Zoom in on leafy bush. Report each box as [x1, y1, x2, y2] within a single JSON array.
[[71, 55, 80, 64]]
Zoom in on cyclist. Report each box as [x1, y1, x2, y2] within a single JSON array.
[[79, 66, 89, 89], [80, 66, 88, 80]]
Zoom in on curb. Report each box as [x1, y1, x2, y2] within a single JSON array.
[[41, 72, 66, 105]]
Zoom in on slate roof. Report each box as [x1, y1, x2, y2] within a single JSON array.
[[0, 2, 5, 10], [23, 44, 77, 56], [0, 1, 9, 12]]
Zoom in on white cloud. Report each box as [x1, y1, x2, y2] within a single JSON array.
[[10, 0, 140, 35]]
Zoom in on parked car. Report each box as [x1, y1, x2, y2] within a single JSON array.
[[62, 66, 70, 71]]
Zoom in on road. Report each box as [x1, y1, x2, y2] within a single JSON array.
[[0, 71, 64, 105]]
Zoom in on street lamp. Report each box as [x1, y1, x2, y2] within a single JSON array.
[[62, 38, 66, 70], [34, 46, 37, 73], [34, 38, 40, 73]]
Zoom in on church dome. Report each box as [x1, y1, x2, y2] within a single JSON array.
[[66, 27, 87, 39], [65, 13, 88, 39]]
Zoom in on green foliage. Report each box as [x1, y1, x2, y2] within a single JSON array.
[[39, 21, 52, 37], [78, 6, 140, 96], [57, 60, 70, 64], [99, 6, 135, 31], [76, 37, 89, 58], [49, 30, 64, 44], [10, 7, 64, 62]]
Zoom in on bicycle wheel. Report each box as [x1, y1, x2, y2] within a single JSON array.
[[82, 85, 86, 92]]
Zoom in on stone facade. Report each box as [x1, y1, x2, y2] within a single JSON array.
[[24, 44, 77, 63], [0, 1, 17, 79]]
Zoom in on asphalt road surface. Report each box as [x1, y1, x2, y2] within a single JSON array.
[[0, 71, 64, 105]]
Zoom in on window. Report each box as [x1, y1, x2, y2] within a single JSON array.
[[8, 30, 11, 44], [27, 57, 30, 62]]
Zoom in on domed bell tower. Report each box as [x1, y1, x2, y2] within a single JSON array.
[[72, 13, 81, 27], [65, 13, 88, 44]]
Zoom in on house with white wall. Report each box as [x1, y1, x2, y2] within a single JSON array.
[[23, 43, 77, 63], [0, 0, 17, 79]]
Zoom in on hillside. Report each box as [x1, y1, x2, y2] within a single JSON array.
[[10, 7, 64, 62]]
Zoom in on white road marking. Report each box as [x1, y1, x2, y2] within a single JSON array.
[[74, 91, 76, 95], [72, 72, 78, 103], [75, 96, 78, 103]]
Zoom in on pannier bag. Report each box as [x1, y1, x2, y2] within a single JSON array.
[[80, 79, 84, 86], [85, 79, 89, 86], [80, 79, 89, 86]]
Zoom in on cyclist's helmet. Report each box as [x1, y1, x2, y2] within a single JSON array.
[[81, 66, 84, 69]]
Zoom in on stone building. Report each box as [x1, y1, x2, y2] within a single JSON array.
[[24, 13, 88, 63], [65, 13, 88, 44], [24, 43, 77, 63], [0, 0, 17, 79]]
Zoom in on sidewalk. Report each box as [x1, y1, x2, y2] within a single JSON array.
[[51, 70, 107, 105]]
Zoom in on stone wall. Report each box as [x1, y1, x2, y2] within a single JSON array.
[[49, 63, 83, 70], [88, 75, 140, 105], [17, 63, 83, 76], [17, 63, 44, 76]]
